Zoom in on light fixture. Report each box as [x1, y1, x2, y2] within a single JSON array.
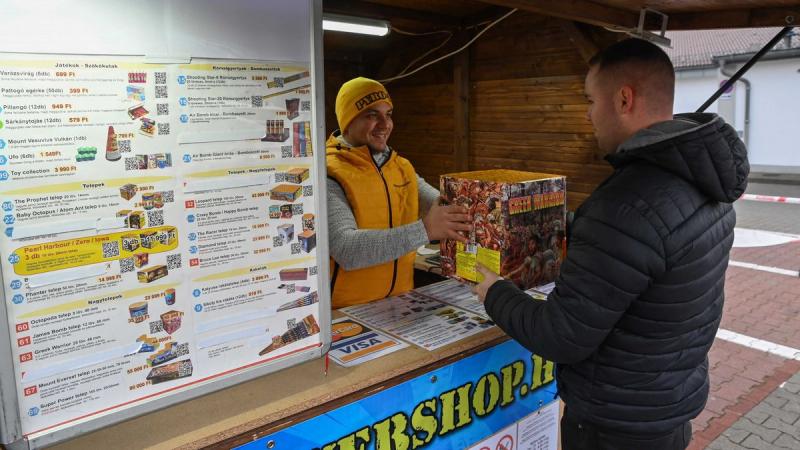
[[322, 13, 390, 36]]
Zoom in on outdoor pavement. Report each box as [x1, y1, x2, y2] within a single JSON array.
[[687, 176, 800, 450]]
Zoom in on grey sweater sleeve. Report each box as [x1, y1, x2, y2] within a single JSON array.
[[328, 178, 430, 271], [417, 174, 440, 217]]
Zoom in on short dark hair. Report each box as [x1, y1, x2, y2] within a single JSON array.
[[589, 38, 674, 74], [589, 38, 675, 109]]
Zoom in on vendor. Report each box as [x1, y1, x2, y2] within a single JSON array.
[[326, 77, 470, 308]]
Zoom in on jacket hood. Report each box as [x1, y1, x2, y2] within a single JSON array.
[[606, 113, 749, 203]]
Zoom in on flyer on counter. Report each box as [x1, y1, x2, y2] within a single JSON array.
[[414, 278, 487, 316], [340, 291, 494, 351], [328, 317, 408, 367], [0, 56, 322, 437]]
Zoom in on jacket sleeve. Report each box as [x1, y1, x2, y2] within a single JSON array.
[[327, 178, 429, 270], [484, 196, 666, 364]]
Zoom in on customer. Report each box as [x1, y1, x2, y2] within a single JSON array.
[[327, 77, 471, 308], [474, 38, 749, 450]]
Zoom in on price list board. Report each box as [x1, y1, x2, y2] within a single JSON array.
[[0, 51, 327, 445]]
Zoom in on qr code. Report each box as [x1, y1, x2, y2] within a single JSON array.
[[124, 157, 139, 171], [158, 123, 170, 136], [309, 266, 317, 276], [281, 146, 292, 158], [156, 103, 169, 116], [301, 101, 311, 111], [120, 257, 135, 273], [154, 72, 167, 85], [167, 254, 182, 270], [160, 190, 174, 203], [302, 185, 313, 197], [155, 85, 168, 99], [118, 139, 132, 153], [251, 96, 263, 108], [102, 241, 120, 258], [175, 342, 189, 357], [147, 209, 164, 226], [290, 243, 301, 255], [149, 321, 164, 333], [272, 235, 284, 247], [286, 284, 295, 294], [291, 204, 303, 215], [273, 77, 284, 88], [274, 172, 286, 183]]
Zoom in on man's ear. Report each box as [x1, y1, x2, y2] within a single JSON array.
[[617, 85, 634, 114]]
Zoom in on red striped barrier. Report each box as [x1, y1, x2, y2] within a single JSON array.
[[739, 194, 800, 205]]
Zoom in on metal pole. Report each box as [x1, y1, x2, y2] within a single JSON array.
[[696, 26, 795, 113]]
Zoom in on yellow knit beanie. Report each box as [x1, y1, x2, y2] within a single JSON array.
[[335, 77, 393, 133]]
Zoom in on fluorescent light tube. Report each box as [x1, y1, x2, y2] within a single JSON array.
[[322, 13, 389, 36]]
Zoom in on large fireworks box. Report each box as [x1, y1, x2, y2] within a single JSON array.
[[440, 170, 566, 290]]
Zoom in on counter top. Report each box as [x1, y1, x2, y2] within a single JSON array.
[[50, 314, 507, 450]]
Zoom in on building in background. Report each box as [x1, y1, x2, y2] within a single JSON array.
[[665, 28, 800, 170]]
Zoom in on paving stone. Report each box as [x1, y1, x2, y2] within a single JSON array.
[[745, 406, 772, 425], [741, 433, 778, 449], [734, 417, 781, 443], [784, 381, 800, 394], [762, 416, 800, 440], [707, 436, 744, 450], [752, 403, 800, 426], [774, 433, 800, 449], [722, 426, 751, 444], [765, 395, 790, 409]]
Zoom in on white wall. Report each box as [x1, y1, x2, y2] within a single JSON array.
[[675, 58, 800, 167]]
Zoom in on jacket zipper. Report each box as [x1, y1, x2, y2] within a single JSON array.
[[372, 151, 398, 298]]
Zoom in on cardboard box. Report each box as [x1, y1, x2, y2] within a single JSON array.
[[122, 234, 140, 252], [286, 167, 309, 184], [270, 184, 302, 203], [440, 170, 566, 290], [302, 213, 315, 231], [119, 184, 137, 200], [279, 268, 308, 281], [137, 265, 168, 283], [128, 211, 145, 229], [298, 230, 316, 253], [277, 223, 294, 242]]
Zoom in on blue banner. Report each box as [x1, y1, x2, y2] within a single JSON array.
[[236, 339, 557, 450]]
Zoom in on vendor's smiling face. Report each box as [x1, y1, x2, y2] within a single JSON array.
[[344, 102, 393, 152]]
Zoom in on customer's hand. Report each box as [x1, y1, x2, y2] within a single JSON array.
[[473, 264, 501, 303], [423, 198, 471, 243]]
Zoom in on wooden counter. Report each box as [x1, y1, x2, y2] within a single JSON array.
[[50, 316, 508, 450]]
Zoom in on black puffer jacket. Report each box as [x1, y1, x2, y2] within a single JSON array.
[[485, 113, 749, 435]]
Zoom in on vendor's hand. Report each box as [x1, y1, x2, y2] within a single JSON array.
[[472, 264, 501, 303], [423, 198, 471, 243]]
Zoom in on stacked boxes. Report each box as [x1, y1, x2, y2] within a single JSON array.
[[440, 170, 566, 290]]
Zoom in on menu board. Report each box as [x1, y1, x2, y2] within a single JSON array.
[[0, 56, 324, 438]]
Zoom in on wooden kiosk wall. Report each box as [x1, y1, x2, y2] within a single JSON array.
[[324, 11, 620, 210]]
